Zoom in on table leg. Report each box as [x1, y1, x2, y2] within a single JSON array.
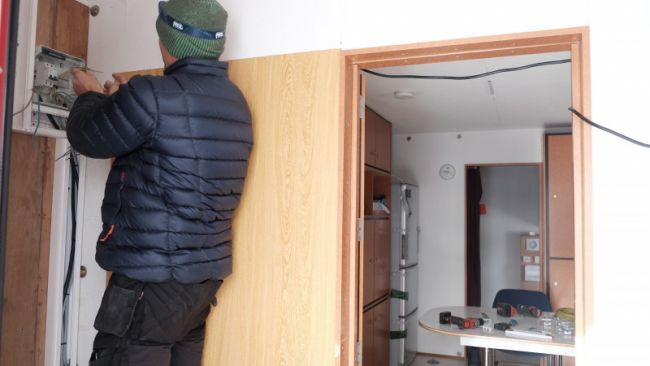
[[545, 355, 555, 366], [558, 356, 563, 366], [484, 348, 493, 366]]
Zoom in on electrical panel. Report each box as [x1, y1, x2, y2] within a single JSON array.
[[33, 45, 85, 111]]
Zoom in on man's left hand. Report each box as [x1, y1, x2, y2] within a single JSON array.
[[72, 69, 103, 96]]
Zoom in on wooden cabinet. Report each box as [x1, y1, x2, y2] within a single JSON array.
[[374, 219, 391, 300], [364, 108, 377, 168], [363, 218, 391, 306], [364, 169, 392, 217], [363, 220, 376, 305], [365, 107, 392, 172], [362, 307, 374, 366], [547, 134, 574, 258], [361, 107, 392, 365], [362, 299, 390, 366], [545, 134, 575, 310], [549, 259, 575, 310]]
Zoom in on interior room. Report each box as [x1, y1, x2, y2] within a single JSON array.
[[361, 51, 576, 365], [2, 2, 650, 366]]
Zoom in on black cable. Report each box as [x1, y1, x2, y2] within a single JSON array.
[[569, 107, 650, 149], [59, 149, 78, 365], [364, 58, 648, 149], [62, 152, 78, 300], [363, 59, 571, 80], [37, 95, 62, 130], [46, 113, 61, 130]]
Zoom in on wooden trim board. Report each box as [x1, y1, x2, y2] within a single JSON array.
[[1, 134, 56, 366], [340, 27, 592, 366]]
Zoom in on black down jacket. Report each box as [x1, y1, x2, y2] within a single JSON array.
[[67, 58, 252, 283]]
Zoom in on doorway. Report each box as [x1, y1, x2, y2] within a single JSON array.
[[465, 164, 543, 308], [339, 27, 592, 366]]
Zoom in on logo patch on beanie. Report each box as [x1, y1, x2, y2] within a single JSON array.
[[159, 2, 226, 41]]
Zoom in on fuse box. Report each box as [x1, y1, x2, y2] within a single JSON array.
[[33, 45, 85, 111]]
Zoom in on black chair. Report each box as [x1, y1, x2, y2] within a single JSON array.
[[492, 289, 552, 312], [491, 289, 552, 366]]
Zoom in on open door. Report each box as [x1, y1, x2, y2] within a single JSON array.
[[356, 72, 367, 365], [358, 72, 393, 366]]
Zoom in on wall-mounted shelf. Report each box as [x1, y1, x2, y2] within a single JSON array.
[[365, 215, 390, 220], [365, 164, 391, 177], [364, 169, 392, 217]]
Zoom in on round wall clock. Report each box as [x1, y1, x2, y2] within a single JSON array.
[[525, 238, 540, 252], [439, 163, 456, 180]]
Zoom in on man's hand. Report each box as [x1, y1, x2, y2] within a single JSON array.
[[104, 73, 128, 96], [72, 69, 103, 96]]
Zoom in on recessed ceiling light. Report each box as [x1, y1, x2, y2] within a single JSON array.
[[394, 90, 415, 99]]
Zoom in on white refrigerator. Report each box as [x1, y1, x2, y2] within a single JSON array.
[[390, 182, 419, 366]]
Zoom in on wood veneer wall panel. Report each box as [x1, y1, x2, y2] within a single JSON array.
[[52, 0, 89, 59], [1, 134, 55, 366], [35, 0, 89, 59], [35, 0, 56, 47], [202, 49, 341, 366], [116, 68, 165, 82]]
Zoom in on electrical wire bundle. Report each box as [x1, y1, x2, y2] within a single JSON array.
[[32, 105, 78, 366], [60, 148, 78, 366]]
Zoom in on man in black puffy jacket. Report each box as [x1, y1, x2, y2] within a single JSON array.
[[67, 1, 252, 365]]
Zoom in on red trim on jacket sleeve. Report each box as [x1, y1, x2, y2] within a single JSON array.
[[99, 224, 115, 242]]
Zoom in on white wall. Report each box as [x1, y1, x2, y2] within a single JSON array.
[[479, 166, 540, 308], [217, 0, 341, 60], [87, 0, 163, 79], [392, 129, 543, 356], [87, 0, 342, 76], [340, 2, 650, 363], [83, 1, 650, 363], [75, 158, 111, 366]]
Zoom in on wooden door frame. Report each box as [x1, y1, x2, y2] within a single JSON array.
[[339, 27, 592, 365]]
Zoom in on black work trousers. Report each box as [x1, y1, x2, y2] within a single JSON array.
[[89, 273, 222, 366]]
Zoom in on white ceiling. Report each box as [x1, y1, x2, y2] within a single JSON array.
[[365, 51, 572, 134]]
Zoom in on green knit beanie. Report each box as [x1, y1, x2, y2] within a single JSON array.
[[156, 0, 228, 59]]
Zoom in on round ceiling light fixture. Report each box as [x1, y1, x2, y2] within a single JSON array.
[[393, 89, 415, 100]]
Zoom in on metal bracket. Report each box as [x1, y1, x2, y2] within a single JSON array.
[[390, 330, 408, 339], [359, 95, 365, 120], [357, 217, 363, 242], [356, 341, 362, 365]]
